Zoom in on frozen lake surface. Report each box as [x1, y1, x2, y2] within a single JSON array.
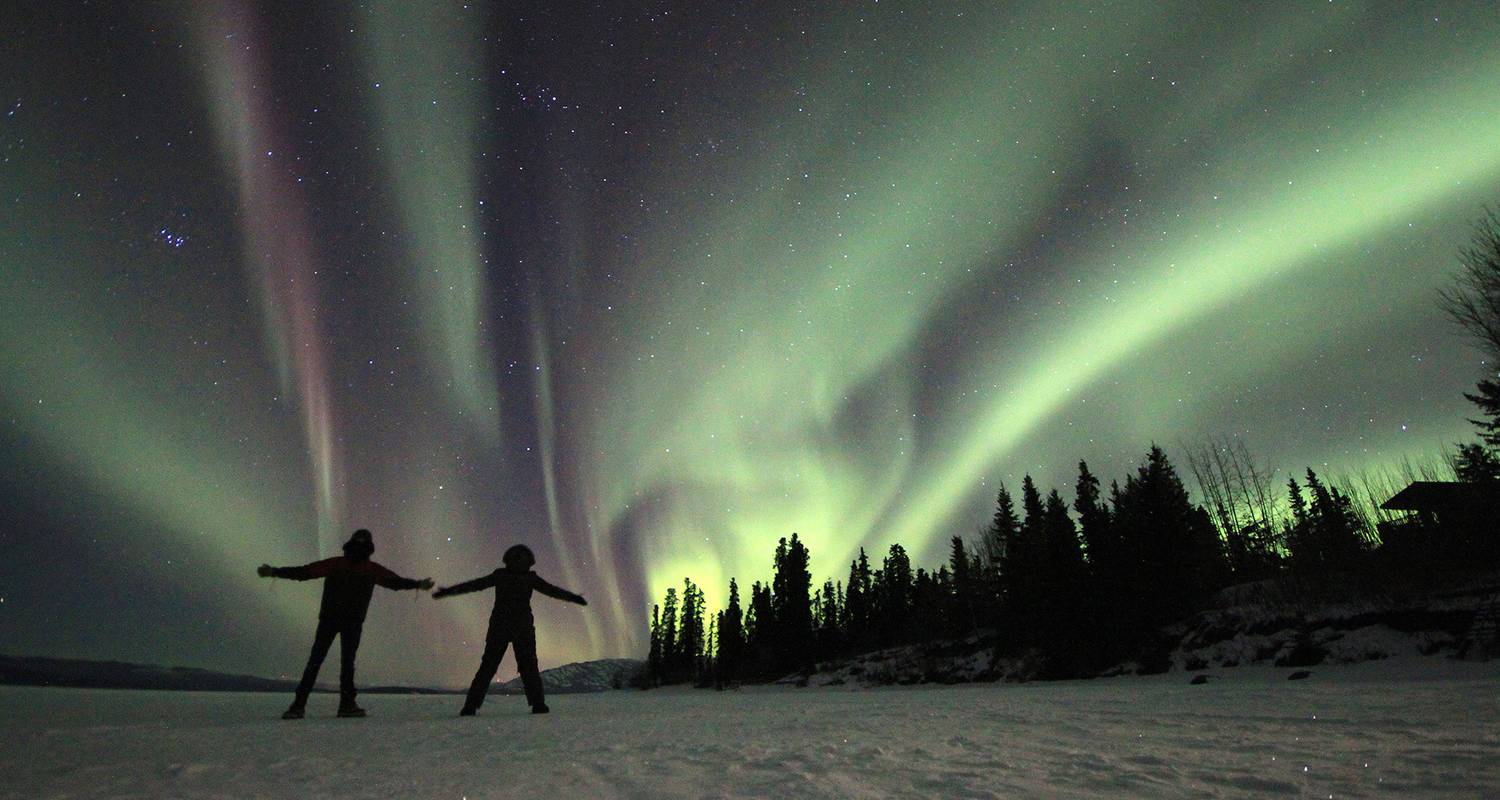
[[3, 658, 1499, 799]]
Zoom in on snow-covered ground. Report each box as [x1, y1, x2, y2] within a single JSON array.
[[4, 658, 1499, 799]]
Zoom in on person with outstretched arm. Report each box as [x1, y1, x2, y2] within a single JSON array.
[[433, 544, 587, 715], [257, 529, 433, 719]]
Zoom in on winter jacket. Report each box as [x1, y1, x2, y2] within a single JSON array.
[[433, 569, 584, 629], [271, 557, 423, 622]]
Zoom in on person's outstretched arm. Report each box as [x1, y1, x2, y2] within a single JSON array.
[[432, 572, 498, 599], [257, 558, 337, 580], [532, 575, 588, 606], [369, 562, 434, 592]]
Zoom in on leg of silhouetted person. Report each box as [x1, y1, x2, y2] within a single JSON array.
[[462, 634, 510, 715], [514, 629, 547, 713], [336, 621, 365, 716], [287, 619, 337, 718]]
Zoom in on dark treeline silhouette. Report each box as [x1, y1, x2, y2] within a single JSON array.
[[643, 443, 1491, 688]]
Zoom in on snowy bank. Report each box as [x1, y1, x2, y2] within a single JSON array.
[[3, 658, 1498, 798], [797, 573, 1500, 689]]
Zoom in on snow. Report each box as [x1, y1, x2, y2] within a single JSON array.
[[3, 658, 1499, 799], [1162, 573, 1499, 673]]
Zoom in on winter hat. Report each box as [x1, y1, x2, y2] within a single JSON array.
[[502, 544, 535, 571], [343, 529, 375, 559]]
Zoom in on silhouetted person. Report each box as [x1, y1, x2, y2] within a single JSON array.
[[257, 529, 432, 719], [433, 544, 587, 715]]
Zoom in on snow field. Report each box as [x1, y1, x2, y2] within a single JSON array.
[[2, 657, 1498, 799]]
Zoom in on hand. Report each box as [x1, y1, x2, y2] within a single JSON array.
[[418, 578, 435, 591], [257, 564, 273, 578], [431, 586, 450, 598], [576, 595, 588, 606]]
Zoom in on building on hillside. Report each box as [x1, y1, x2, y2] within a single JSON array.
[[1379, 481, 1499, 565]]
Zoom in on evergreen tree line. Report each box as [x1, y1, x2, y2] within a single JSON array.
[[643, 444, 1396, 687]]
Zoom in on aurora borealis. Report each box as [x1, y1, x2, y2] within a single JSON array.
[[2, 2, 1498, 687]]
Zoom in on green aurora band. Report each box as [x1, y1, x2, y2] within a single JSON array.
[[563, 5, 1500, 610], [361, 0, 502, 442]]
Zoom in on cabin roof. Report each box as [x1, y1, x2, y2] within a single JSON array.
[[1380, 481, 1497, 511]]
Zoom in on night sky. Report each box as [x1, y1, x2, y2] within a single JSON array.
[[3, 2, 1498, 688]]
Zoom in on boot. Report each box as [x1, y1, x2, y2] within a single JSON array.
[[282, 694, 307, 720], [337, 698, 367, 718], [459, 706, 477, 717], [531, 702, 549, 714]]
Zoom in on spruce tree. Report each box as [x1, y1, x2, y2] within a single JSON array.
[[771, 534, 814, 672], [1464, 380, 1500, 447], [986, 484, 1020, 574], [1456, 442, 1500, 482], [1040, 488, 1087, 673], [1287, 477, 1308, 526], [878, 544, 913, 645], [843, 547, 873, 648], [1074, 461, 1112, 565], [1109, 446, 1227, 635], [660, 588, 679, 683], [1005, 475, 1047, 639], [811, 586, 822, 635], [717, 578, 744, 686], [1074, 461, 1121, 653], [982, 484, 1020, 626], [679, 578, 704, 681], [1302, 469, 1368, 571], [745, 581, 773, 676], [703, 615, 716, 686], [1042, 489, 1084, 586], [822, 579, 846, 630], [817, 578, 841, 654], [911, 567, 946, 641], [647, 604, 663, 686], [948, 535, 978, 637]]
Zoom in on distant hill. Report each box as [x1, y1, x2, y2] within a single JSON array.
[[0, 654, 641, 695], [0, 654, 457, 694], [497, 658, 642, 694]]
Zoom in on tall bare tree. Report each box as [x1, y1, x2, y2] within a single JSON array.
[[1185, 436, 1283, 576], [1439, 208, 1500, 446]]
